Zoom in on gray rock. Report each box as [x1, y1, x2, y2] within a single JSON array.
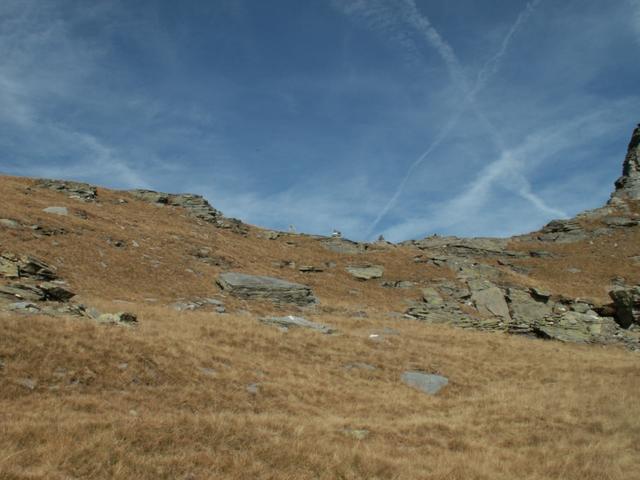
[[421, 287, 444, 305], [346, 264, 384, 280], [401, 371, 448, 395], [17, 378, 38, 390], [0, 219, 20, 229], [42, 206, 69, 216], [217, 272, 317, 306], [38, 282, 75, 302], [535, 311, 611, 343], [507, 288, 553, 331], [604, 217, 639, 228], [344, 362, 377, 371], [246, 383, 260, 395], [260, 315, 334, 334], [382, 280, 415, 288], [0, 284, 46, 302], [468, 279, 511, 322], [36, 179, 97, 201], [7, 301, 40, 312], [298, 265, 324, 273], [536, 219, 588, 243], [342, 428, 370, 440], [611, 125, 640, 200], [609, 286, 640, 328]]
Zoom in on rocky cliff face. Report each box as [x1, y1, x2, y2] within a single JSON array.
[[612, 124, 640, 200]]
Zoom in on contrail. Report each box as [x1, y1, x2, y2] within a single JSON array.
[[367, 0, 546, 237]]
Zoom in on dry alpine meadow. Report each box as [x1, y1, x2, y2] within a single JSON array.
[[1, 125, 640, 479]]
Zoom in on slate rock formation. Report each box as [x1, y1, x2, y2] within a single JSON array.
[[612, 124, 640, 200], [217, 272, 317, 306]]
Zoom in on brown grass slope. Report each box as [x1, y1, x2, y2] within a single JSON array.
[[1, 175, 639, 479]]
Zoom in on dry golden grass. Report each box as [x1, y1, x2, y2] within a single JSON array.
[[1, 307, 639, 479], [1, 175, 640, 479]]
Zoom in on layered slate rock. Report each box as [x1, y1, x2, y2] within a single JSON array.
[[129, 189, 246, 232], [611, 124, 640, 200], [0, 253, 57, 280], [609, 286, 640, 328], [535, 219, 588, 243], [35, 179, 98, 202], [321, 237, 367, 254], [217, 272, 317, 306], [346, 264, 384, 280]]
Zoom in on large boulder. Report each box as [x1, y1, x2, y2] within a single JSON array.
[[609, 286, 640, 328], [217, 272, 317, 306]]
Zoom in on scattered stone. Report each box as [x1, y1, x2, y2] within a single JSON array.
[[42, 206, 69, 216], [401, 371, 448, 395], [265, 231, 279, 240], [566, 267, 582, 274], [344, 363, 377, 371], [259, 315, 334, 334], [298, 265, 324, 273], [36, 179, 97, 201], [609, 286, 640, 328], [172, 298, 225, 312], [17, 378, 38, 391], [0, 219, 20, 229], [96, 312, 138, 326], [346, 264, 384, 280], [217, 272, 317, 306], [382, 280, 415, 288], [421, 287, 444, 305], [321, 237, 366, 254], [246, 383, 260, 395]]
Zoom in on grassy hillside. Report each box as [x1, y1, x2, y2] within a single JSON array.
[[1, 175, 639, 479]]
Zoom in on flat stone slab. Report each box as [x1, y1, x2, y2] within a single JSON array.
[[217, 272, 317, 306], [260, 315, 334, 334], [43, 206, 69, 216], [346, 264, 384, 280], [401, 371, 449, 395]]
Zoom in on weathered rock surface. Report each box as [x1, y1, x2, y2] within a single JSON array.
[[217, 272, 317, 306], [535, 219, 588, 243], [36, 179, 98, 201], [172, 298, 225, 313], [609, 286, 640, 328], [611, 124, 640, 200], [260, 315, 334, 334], [401, 371, 448, 395], [321, 237, 367, 254], [468, 279, 511, 323], [0, 253, 57, 280], [404, 236, 525, 259], [346, 264, 384, 280]]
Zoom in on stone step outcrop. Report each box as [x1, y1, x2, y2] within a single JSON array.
[[216, 272, 317, 306]]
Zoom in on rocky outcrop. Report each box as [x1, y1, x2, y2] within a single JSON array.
[[0, 253, 57, 280], [129, 189, 247, 233], [216, 272, 317, 306], [35, 179, 98, 202], [321, 237, 367, 254], [609, 286, 640, 328], [535, 219, 588, 243], [611, 124, 640, 200]]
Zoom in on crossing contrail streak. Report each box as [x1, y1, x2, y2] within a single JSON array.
[[367, 0, 546, 237]]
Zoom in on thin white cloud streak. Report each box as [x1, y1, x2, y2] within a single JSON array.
[[363, 0, 550, 238], [379, 110, 619, 241]]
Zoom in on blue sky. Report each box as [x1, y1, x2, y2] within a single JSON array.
[[1, 0, 639, 241]]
